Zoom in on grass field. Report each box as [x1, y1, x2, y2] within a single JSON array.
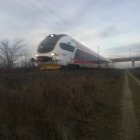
[[0, 69, 124, 140], [131, 67, 140, 80]]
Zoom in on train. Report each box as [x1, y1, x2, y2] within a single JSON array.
[[35, 34, 113, 70]]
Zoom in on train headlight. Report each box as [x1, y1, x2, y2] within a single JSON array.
[[51, 53, 54, 56], [35, 54, 38, 57], [50, 34, 54, 37], [49, 34, 56, 37]]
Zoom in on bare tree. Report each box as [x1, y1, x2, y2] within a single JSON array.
[[19, 49, 33, 67], [0, 39, 25, 70]]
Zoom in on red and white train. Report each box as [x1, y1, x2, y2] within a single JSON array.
[[36, 34, 112, 69]]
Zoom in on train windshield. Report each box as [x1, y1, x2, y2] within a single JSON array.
[[38, 35, 58, 53]]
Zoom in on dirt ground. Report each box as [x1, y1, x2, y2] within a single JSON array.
[[121, 72, 138, 140]]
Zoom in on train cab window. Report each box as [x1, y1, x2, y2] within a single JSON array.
[[38, 38, 56, 53], [38, 35, 60, 53], [60, 43, 75, 52]]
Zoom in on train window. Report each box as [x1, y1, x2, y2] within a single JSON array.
[[60, 43, 75, 52], [38, 38, 56, 53], [75, 49, 98, 62]]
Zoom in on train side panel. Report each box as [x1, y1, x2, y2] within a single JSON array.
[[52, 36, 76, 66]]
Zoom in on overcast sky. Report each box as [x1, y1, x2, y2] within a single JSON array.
[[0, 0, 140, 66]]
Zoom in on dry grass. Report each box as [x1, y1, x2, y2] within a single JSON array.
[[131, 67, 140, 80], [0, 69, 124, 140]]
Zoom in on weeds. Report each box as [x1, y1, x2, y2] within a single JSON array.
[[0, 69, 123, 140]]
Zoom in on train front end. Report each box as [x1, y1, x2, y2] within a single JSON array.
[[36, 34, 61, 70]]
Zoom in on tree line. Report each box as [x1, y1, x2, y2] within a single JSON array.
[[0, 39, 34, 71]]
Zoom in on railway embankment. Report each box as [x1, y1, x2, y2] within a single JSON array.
[[0, 69, 124, 140]]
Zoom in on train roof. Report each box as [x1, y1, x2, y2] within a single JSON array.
[[46, 34, 66, 40], [47, 34, 111, 62]]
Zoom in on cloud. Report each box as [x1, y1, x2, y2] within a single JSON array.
[[101, 43, 140, 58], [0, 0, 140, 61], [97, 21, 133, 39], [98, 25, 118, 38]]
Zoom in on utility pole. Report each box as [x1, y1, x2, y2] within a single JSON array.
[[129, 48, 131, 60], [129, 48, 135, 71], [98, 46, 100, 68]]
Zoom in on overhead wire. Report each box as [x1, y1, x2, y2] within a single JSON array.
[[38, 0, 97, 36], [22, 0, 84, 35], [22, 0, 101, 37], [23, 0, 49, 18], [22, 0, 63, 27], [35, 0, 71, 28]]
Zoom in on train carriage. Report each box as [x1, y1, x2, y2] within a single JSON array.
[[36, 34, 112, 70]]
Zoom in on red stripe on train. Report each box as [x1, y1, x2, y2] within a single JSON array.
[[73, 60, 97, 64]]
